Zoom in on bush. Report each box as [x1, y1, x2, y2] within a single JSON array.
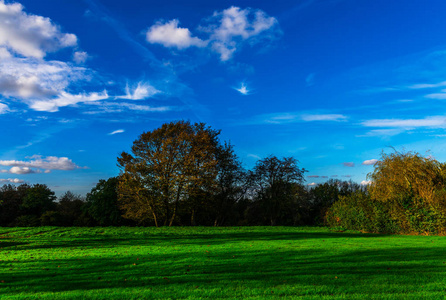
[[325, 191, 400, 233], [12, 215, 40, 227]]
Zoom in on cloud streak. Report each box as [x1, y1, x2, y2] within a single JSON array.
[[108, 129, 124, 135], [362, 116, 446, 128], [248, 112, 348, 125]]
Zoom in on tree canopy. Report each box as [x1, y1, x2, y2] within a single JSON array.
[[117, 120, 222, 226]]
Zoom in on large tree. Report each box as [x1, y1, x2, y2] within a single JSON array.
[[117, 121, 221, 226]]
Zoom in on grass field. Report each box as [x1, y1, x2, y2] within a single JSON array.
[[0, 227, 445, 299]]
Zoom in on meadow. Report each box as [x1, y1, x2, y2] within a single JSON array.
[[0, 227, 445, 299]]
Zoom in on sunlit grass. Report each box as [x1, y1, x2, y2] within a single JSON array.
[[0, 226, 445, 299]]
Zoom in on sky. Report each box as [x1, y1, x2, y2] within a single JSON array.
[[2, 0, 446, 196]]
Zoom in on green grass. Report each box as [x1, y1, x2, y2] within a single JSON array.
[[0, 227, 445, 299]]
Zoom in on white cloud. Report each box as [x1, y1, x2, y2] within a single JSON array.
[[116, 82, 160, 100], [30, 90, 109, 112], [362, 159, 378, 165], [145, 6, 280, 61], [9, 166, 36, 174], [108, 129, 124, 135], [301, 114, 348, 122], [234, 82, 249, 95], [0, 155, 84, 171], [0, 0, 77, 58], [0, 57, 76, 99], [73, 51, 89, 64], [361, 180, 371, 186], [307, 182, 317, 186], [362, 116, 446, 128], [343, 162, 355, 167], [146, 19, 206, 49], [0, 50, 106, 112], [206, 6, 279, 61], [0, 3, 108, 113], [0, 178, 24, 183]]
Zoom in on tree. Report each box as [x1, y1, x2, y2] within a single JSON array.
[[210, 142, 247, 226], [0, 184, 29, 226], [367, 150, 446, 232], [57, 191, 86, 226], [21, 184, 56, 218], [117, 121, 220, 226], [249, 156, 307, 225], [368, 151, 444, 205], [308, 179, 363, 225], [85, 177, 126, 226]]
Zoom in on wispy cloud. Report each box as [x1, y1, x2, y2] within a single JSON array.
[[249, 112, 348, 125], [116, 82, 160, 100], [301, 114, 347, 122], [108, 129, 124, 135], [83, 102, 172, 114], [361, 116, 446, 128], [342, 162, 355, 167], [358, 129, 405, 137], [424, 91, 446, 100], [306, 73, 315, 86], [408, 81, 446, 89], [234, 82, 250, 95]]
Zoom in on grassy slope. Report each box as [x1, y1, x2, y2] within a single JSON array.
[[0, 226, 445, 299]]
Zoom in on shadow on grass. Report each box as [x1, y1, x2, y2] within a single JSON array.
[[1, 229, 389, 251], [1, 242, 445, 298]]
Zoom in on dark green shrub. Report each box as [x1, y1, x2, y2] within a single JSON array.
[[12, 215, 40, 227]]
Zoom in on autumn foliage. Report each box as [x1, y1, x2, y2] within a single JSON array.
[[326, 151, 446, 234]]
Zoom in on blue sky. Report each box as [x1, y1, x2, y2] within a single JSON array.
[[1, 0, 446, 195]]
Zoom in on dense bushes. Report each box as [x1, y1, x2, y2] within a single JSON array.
[[326, 151, 446, 234]]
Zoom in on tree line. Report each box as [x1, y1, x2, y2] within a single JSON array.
[[0, 121, 363, 227], [2, 120, 445, 234]]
